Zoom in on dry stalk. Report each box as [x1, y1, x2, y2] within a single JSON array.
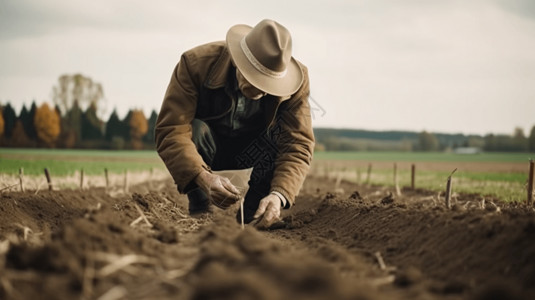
[[15, 224, 33, 241], [164, 269, 188, 280], [132, 203, 153, 228], [97, 254, 155, 277], [97, 285, 127, 300], [0, 240, 10, 255], [34, 180, 46, 195], [0, 184, 18, 192], [374, 251, 387, 271], [82, 257, 95, 300], [369, 275, 396, 287], [488, 201, 501, 213], [129, 216, 144, 227]]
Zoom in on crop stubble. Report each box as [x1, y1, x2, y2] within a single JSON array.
[[0, 175, 534, 300]]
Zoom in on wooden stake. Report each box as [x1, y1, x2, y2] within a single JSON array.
[[411, 164, 415, 190], [104, 168, 109, 192], [366, 163, 372, 185], [528, 159, 534, 206], [394, 163, 401, 196], [44, 168, 52, 191], [19, 168, 24, 192], [80, 168, 84, 190], [445, 168, 457, 209]]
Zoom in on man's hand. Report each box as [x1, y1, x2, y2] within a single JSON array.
[[253, 194, 282, 229], [195, 171, 240, 209]]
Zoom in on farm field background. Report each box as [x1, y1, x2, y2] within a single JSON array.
[[1, 148, 533, 201], [313, 151, 534, 202]]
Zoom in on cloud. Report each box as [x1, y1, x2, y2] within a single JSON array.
[[1, 0, 535, 135]]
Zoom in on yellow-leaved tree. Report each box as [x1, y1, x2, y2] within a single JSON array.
[[129, 109, 148, 149], [34, 103, 60, 147]]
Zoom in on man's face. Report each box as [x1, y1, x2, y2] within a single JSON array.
[[236, 69, 267, 100]]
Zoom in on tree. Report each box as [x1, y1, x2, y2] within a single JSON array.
[[52, 73, 105, 115], [529, 125, 535, 152], [0, 107, 4, 138], [2, 103, 16, 138], [10, 120, 31, 147], [129, 109, 148, 149], [418, 130, 439, 151], [19, 105, 32, 139], [34, 103, 60, 147], [143, 110, 158, 145], [512, 127, 528, 152], [81, 102, 103, 140], [27, 101, 38, 139], [60, 100, 83, 147]]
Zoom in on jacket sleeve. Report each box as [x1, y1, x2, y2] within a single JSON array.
[[155, 53, 208, 193], [269, 66, 315, 206]]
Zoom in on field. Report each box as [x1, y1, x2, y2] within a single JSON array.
[[1, 150, 535, 299], [313, 151, 533, 202]]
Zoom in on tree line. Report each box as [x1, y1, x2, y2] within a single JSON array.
[[314, 127, 535, 152], [2, 74, 534, 152], [0, 100, 157, 150], [0, 74, 159, 150]]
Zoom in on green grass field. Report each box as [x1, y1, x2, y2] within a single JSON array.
[[313, 151, 534, 163], [1, 149, 533, 201], [0, 148, 166, 176], [313, 151, 534, 202]]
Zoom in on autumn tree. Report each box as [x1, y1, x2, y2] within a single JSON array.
[[10, 120, 31, 147], [129, 109, 148, 149], [34, 103, 60, 147]]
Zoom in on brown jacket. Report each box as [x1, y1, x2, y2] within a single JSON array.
[[155, 41, 314, 206]]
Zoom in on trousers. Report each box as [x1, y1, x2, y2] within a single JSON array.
[[187, 119, 277, 223]]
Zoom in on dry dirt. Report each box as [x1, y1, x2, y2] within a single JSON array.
[[1, 175, 534, 300]]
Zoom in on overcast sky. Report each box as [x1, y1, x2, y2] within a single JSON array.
[[1, 0, 534, 136]]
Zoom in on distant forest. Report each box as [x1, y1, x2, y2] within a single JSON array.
[[1, 99, 534, 153], [1, 74, 534, 152], [314, 127, 535, 152]]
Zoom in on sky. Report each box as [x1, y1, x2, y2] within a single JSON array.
[[1, 0, 534, 136]]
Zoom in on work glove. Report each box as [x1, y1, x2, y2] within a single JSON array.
[[195, 171, 241, 209], [253, 194, 282, 229]]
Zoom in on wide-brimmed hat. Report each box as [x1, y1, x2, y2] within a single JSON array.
[[226, 19, 304, 97]]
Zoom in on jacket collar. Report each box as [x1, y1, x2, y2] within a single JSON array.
[[204, 45, 231, 89]]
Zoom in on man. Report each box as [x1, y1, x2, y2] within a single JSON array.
[[155, 19, 314, 229]]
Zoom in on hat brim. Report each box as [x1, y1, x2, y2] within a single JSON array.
[[226, 24, 304, 97]]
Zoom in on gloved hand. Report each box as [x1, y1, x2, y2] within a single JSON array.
[[195, 171, 241, 209], [253, 194, 282, 229]]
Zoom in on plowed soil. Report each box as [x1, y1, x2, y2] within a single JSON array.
[[1, 175, 534, 300]]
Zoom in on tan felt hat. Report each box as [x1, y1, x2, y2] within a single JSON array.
[[226, 19, 304, 97]]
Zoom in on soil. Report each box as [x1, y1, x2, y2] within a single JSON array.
[[1, 175, 534, 300]]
